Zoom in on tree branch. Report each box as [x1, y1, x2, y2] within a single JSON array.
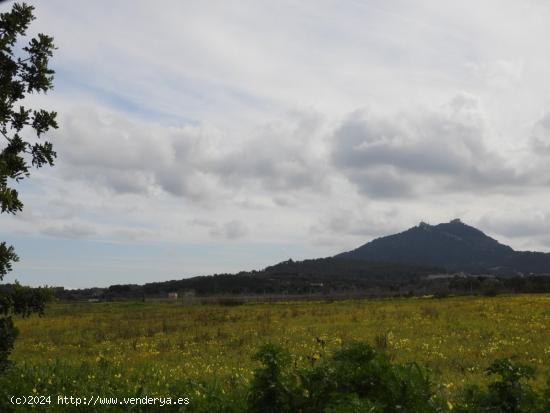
[[0, 130, 32, 155]]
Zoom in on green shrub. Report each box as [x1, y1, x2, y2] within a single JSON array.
[[247, 342, 446, 413], [248, 344, 295, 413], [247, 342, 550, 413], [456, 358, 546, 413]]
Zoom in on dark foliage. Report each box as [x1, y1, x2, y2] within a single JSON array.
[[456, 358, 547, 413], [52, 258, 445, 300], [0, 2, 57, 371], [248, 344, 294, 413], [51, 271, 550, 302], [0, 283, 51, 370], [246, 342, 550, 413]]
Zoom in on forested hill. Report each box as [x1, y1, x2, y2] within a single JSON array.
[[53, 258, 443, 300], [338, 219, 550, 274], [52, 219, 550, 300], [134, 258, 442, 296]]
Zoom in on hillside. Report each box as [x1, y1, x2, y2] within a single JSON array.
[[52, 219, 550, 300], [338, 219, 550, 274], [88, 258, 442, 299]]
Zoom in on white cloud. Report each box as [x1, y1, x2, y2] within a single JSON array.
[[331, 94, 533, 198], [531, 111, 550, 154], [4, 0, 550, 286], [210, 220, 249, 240]]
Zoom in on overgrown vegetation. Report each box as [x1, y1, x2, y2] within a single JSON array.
[[247, 342, 550, 413], [1, 339, 549, 412], [0, 295, 548, 411]]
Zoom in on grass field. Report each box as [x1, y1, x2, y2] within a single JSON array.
[[3, 294, 550, 411]]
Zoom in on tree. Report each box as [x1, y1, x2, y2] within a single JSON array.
[[0, 2, 57, 370]]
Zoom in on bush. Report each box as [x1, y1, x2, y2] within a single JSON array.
[[247, 342, 550, 413], [248, 344, 295, 413], [248, 342, 446, 413], [456, 358, 547, 413], [0, 284, 51, 371]]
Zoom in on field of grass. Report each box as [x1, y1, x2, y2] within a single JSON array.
[[3, 294, 550, 411]]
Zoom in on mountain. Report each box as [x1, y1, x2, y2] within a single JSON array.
[[53, 218, 550, 300], [338, 219, 550, 274], [53, 258, 443, 300]]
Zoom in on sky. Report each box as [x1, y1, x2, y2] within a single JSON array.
[[3, 0, 550, 288]]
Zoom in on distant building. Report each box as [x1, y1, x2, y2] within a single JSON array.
[[425, 274, 453, 280], [167, 292, 178, 300], [426, 272, 472, 280]]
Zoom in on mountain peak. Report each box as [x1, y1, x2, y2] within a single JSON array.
[[417, 218, 463, 230], [336, 219, 548, 273], [418, 221, 431, 230]]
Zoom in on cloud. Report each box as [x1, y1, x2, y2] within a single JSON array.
[[7, 0, 550, 286], [466, 59, 524, 89], [209, 220, 248, 240], [53, 106, 330, 204], [32, 97, 550, 251], [531, 111, 550, 154], [331, 94, 527, 198], [41, 222, 98, 239], [211, 111, 330, 193], [188, 218, 217, 228], [53, 107, 228, 202], [311, 207, 401, 238], [190, 217, 250, 240], [478, 212, 550, 239]]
